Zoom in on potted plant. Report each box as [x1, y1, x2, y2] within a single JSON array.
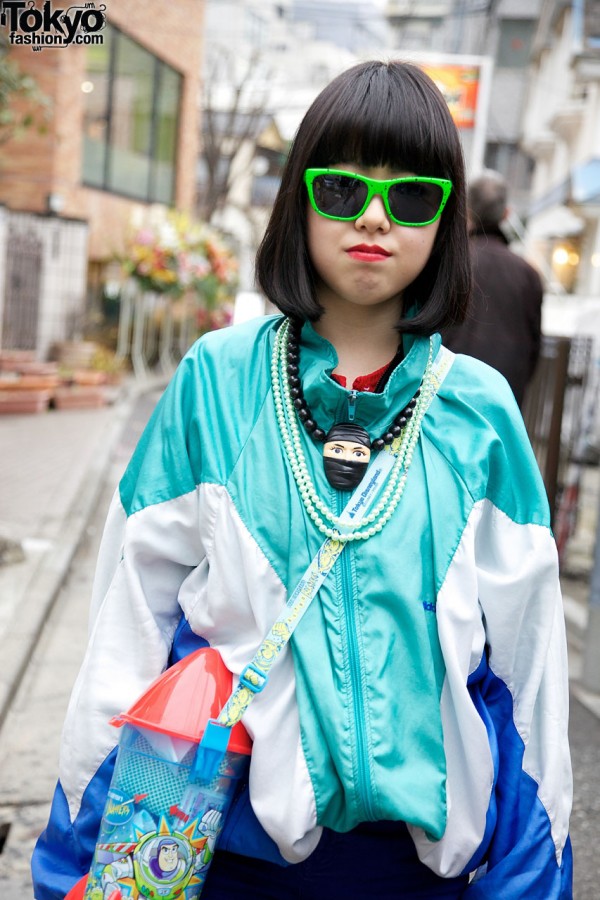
[[0, 386, 52, 414]]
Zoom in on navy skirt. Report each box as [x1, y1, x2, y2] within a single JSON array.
[[202, 821, 470, 899]]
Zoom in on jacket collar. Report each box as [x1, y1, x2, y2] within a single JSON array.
[[296, 321, 439, 440]]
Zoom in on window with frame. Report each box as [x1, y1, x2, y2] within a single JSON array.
[[82, 25, 182, 204]]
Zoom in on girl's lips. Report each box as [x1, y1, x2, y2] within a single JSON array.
[[346, 244, 392, 262]]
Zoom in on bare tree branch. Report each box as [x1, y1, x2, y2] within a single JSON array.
[[198, 44, 272, 222]]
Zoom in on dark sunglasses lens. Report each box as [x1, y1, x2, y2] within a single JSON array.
[[312, 175, 367, 218], [388, 181, 444, 224]]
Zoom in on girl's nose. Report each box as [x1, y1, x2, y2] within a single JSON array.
[[354, 194, 391, 232]]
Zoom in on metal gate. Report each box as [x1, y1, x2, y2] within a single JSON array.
[[1, 226, 43, 350], [522, 335, 571, 524], [522, 333, 594, 542]]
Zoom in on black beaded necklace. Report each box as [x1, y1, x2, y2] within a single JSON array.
[[286, 319, 422, 491]]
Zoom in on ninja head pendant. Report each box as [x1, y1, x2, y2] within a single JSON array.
[[322, 422, 371, 491]]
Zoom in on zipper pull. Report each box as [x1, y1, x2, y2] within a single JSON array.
[[347, 390, 357, 422]]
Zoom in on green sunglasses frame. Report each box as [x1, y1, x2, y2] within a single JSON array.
[[304, 168, 453, 227]]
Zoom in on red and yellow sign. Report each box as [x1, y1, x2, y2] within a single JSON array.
[[420, 64, 481, 129]]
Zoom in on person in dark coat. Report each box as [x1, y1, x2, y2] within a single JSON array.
[[443, 169, 543, 407]]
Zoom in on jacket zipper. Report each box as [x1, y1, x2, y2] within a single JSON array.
[[347, 389, 358, 422], [337, 484, 376, 822]]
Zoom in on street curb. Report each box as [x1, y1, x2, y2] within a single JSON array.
[[0, 376, 168, 730]]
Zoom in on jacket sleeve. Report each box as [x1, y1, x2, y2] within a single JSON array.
[[32, 358, 207, 900], [463, 408, 573, 897]]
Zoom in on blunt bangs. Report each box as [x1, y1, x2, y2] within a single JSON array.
[[255, 60, 471, 333], [307, 63, 457, 181]]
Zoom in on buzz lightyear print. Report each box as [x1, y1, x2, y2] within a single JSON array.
[[85, 810, 222, 900]]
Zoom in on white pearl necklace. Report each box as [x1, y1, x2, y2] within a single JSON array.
[[271, 318, 435, 542]]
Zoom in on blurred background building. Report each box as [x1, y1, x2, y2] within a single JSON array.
[[522, 0, 600, 299], [0, 0, 203, 357]]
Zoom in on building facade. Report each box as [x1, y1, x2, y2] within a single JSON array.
[[0, 0, 203, 258], [0, 0, 204, 354], [521, 0, 600, 297]]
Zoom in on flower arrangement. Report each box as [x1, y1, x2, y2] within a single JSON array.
[[122, 210, 238, 307]]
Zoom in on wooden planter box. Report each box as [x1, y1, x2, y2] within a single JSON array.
[[53, 386, 107, 410], [0, 350, 37, 372], [0, 389, 51, 414], [12, 361, 60, 377], [0, 375, 62, 391]]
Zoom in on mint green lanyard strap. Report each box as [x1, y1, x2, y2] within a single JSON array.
[[215, 343, 453, 730]]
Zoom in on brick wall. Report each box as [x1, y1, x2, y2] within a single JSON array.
[[0, 0, 204, 259]]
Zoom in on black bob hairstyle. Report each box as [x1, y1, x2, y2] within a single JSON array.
[[255, 59, 471, 334]]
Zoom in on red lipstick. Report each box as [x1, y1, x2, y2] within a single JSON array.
[[346, 243, 391, 262]]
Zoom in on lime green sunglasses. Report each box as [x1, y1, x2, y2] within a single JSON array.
[[304, 168, 453, 227]]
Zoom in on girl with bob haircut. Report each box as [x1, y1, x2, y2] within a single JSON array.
[[34, 60, 572, 899], [256, 58, 470, 334]]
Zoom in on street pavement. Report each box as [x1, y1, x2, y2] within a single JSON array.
[[0, 376, 599, 896], [0, 381, 164, 897]]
